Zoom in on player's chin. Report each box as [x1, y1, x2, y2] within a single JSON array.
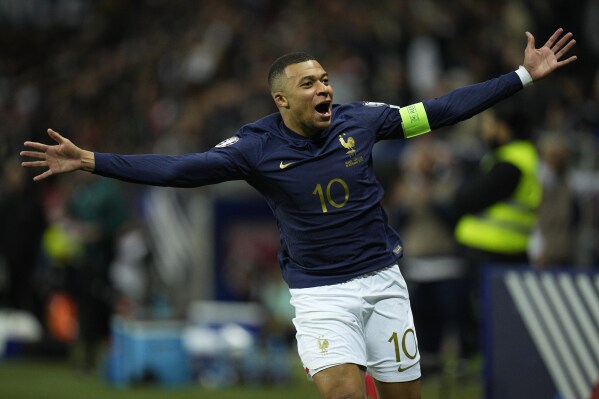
[[313, 119, 332, 131], [313, 112, 332, 126]]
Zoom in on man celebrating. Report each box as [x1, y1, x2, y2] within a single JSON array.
[[21, 29, 576, 399]]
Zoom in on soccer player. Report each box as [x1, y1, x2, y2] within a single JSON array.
[[21, 28, 576, 399]]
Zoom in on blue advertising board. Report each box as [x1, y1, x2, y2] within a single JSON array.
[[482, 267, 599, 399]]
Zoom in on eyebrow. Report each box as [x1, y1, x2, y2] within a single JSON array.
[[297, 73, 329, 83]]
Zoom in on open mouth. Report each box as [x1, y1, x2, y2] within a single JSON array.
[[315, 102, 331, 117]]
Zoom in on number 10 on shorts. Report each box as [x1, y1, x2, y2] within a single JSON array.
[[388, 329, 418, 371]]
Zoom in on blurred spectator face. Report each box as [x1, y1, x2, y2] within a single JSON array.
[[275, 60, 334, 137], [540, 136, 570, 173]]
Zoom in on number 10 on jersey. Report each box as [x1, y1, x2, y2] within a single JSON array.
[[312, 178, 349, 213]]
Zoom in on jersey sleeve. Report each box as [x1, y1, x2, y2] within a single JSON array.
[[93, 134, 260, 188], [422, 71, 523, 130], [351, 102, 404, 141]]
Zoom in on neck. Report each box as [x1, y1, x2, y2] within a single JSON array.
[[280, 113, 321, 138]]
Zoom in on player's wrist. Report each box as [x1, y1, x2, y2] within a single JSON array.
[[516, 65, 534, 87], [80, 150, 95, 172]]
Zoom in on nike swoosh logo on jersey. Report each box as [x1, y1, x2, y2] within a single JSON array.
[[397, 362, 418, 372], [280, 161, 294, 169]]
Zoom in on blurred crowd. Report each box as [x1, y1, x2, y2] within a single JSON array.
[[0, 0, 597, 155], [0, 0, 598, 379]]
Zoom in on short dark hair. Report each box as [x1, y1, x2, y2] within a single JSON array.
[[268, 52, 316, 92]]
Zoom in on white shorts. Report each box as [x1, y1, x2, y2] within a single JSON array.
[[290, 264, 421, 383]]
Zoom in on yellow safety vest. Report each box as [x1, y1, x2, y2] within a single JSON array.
[[455, 140, 541, 254]]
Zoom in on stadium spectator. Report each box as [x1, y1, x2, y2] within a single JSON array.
[[529, 133, 579, 268], [65, 172, 128, 370], [453, 102, 541, 264], [451, 101, 541, 361]]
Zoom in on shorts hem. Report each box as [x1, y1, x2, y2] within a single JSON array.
[[368, 374, 422, 383], [367, 367, 421, 383], [306, 359, 366, 379]]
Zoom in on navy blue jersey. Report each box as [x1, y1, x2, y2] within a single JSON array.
[[94, 71, 524, 288]]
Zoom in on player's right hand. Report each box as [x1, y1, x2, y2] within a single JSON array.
[[20, 128, 84, 181]]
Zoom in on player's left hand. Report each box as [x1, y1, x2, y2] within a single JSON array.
[[523, 28, 577, 81]]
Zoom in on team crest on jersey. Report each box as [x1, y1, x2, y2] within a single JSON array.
[[339, 133, 364, 168], [338, 133, 356, 156], [215, 136, 239, 148]]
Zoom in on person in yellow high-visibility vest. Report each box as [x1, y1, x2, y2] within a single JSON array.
[[451, 102, 541, 361], [454, 104, 541, 263]]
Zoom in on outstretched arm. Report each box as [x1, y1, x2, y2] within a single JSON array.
[[20, 129, 95, 181], [405, 28, 577, 134], [21, 128, 253, 187], [523, 28, 577, 81]]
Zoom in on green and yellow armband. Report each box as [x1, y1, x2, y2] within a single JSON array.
[[399, 102, 431, 139]]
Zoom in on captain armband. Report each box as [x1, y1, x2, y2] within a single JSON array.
[[399, 102, 431, 139]]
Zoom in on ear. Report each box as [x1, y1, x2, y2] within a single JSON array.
[[273, 92, 289, 109]]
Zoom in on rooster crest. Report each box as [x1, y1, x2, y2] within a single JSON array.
[[317, 336, 329, 354], [338, 134, 356, 156]]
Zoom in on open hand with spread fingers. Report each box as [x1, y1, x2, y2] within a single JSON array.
[[523, 28, 577, 81], [20, 129, 89, 181]]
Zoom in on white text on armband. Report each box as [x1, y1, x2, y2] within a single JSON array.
[[399, 102, 431, 139]]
